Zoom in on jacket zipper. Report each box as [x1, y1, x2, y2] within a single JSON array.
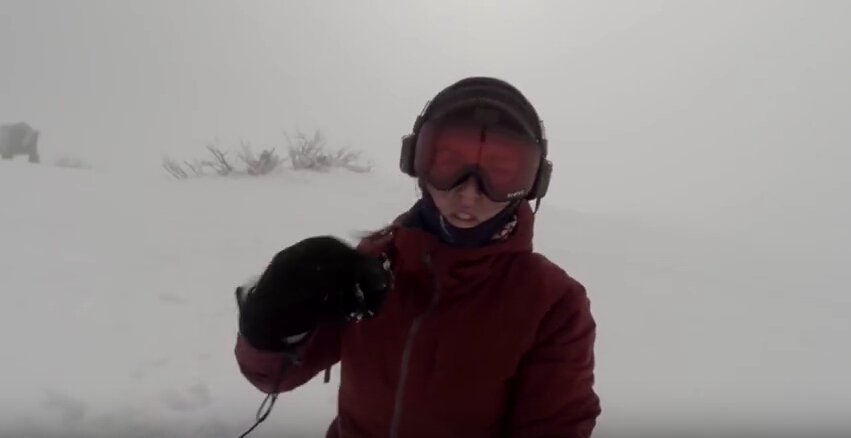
[[388, 254, 441, 438]]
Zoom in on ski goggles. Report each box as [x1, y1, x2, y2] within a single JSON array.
[[413, 119, 542, 202]]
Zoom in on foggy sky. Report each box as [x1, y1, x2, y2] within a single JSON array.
[[2, 0, 848, 240]]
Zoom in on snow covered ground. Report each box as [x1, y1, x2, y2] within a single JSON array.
[[1, 160, 848, 437]]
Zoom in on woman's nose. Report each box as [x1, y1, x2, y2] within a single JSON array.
[[454, 176, 483, 205]]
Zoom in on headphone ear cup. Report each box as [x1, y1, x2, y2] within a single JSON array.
[[527, 159, 552, 200], [399, 134, 416, 176]]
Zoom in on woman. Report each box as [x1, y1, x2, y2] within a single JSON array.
[[234, 77, 601, 438]]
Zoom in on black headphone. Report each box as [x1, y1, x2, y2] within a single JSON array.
[[398, 77, 553, 201]]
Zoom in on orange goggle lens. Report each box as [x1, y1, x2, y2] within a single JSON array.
[[413, 120, 542, 202]]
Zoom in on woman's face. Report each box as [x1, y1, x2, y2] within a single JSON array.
[[426, 177, 510, 229]]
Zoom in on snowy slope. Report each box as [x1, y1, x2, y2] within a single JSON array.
[[1, 161, 848, 437]]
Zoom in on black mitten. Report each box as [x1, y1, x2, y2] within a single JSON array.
[[236, 235, 393, 351]]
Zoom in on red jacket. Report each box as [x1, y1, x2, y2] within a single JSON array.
[[235, 201, 601, 437]]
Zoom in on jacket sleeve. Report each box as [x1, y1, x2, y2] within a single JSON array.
[[235, 321, 341, 394], [509, 283, 601, 438]]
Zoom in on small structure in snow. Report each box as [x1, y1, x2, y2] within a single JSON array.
[[0, 122, 40, 163]]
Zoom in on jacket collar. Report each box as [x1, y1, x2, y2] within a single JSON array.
[[383, 200, 536, 294]]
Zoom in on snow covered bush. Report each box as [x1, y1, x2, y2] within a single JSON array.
[[162, 130, 371, 180], [285, 130, 372, 173], [53, 156, 93, 170]]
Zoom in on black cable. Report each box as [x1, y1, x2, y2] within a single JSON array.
[[236, 350, 296, 438], [235, 283, 304, 438]]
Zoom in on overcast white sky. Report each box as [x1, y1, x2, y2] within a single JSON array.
[[2, 0, 848, 239]]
